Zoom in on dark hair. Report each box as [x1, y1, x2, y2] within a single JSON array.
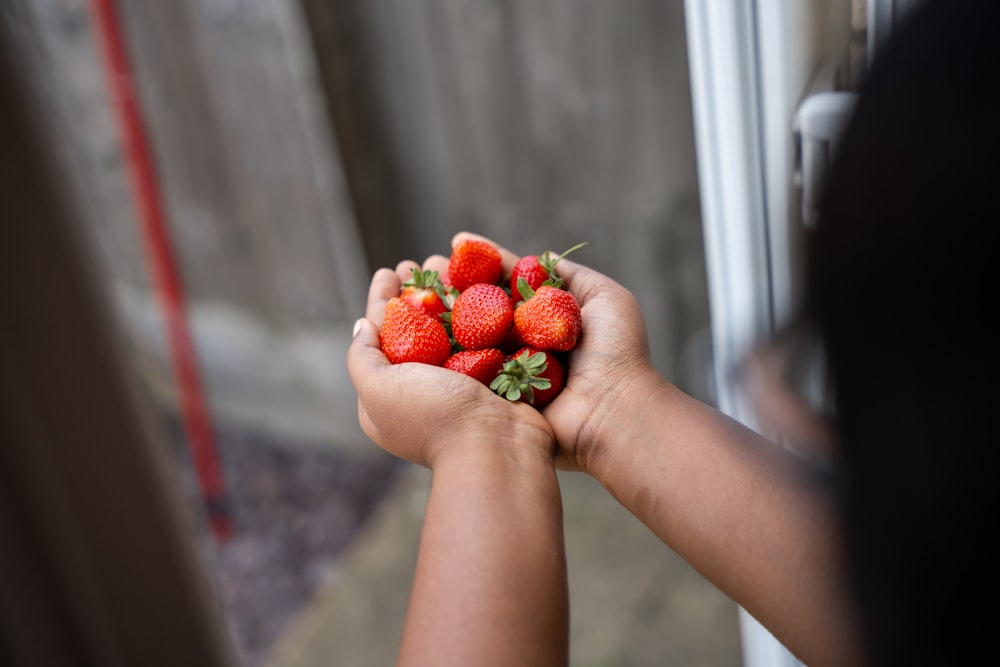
[[807, 0, 998, 663]]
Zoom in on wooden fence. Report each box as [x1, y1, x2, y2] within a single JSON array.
[[10, 0, 711, 441]]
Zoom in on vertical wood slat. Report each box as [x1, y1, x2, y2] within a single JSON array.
[[26, 0, 367, 328], [1, 10, 239, 663], [118, 0, 262, 310], [296, 0, 411, 272], [120, 0, 368, 325]]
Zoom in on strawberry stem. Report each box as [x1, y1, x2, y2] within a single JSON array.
[[489, 350, 551, 405], [540, 241, 588, 285], [404, 268, 456, 310]]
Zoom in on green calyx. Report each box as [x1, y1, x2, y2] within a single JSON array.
[[404, 268, 456, 307], [539, 241, 588, 287], [516, 274, 566, 301], [489, 350, 551, 404], [437, 311, 463, 353], [517, 276, 536, 302], [517, 242, 587, 300]]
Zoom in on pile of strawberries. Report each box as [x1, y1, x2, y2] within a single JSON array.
[[379, 239, 585, 407]]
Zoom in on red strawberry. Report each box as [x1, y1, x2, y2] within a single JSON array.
[[444, 348, 505, 385], [491, 348, 564, 407], [379, 297, 452, 366], [510, 256, 551, 297], [510, 242, 587, 302], [500, 320, 526, 354], [513, 284, 582, 352], [448, 239, 502, 292], [524, 349, 564, 408], [451, 283, 514, 350], [400, 268, 453, 317]]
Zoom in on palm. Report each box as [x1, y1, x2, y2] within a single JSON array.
[[358, 358, 552, 466], [349, 259, 554, 468], [542, 263, 654, 472], [370, 233, 656, 472]]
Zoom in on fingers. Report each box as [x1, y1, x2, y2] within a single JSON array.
[[348, 316, 384, 367], [395, 256, 450, 283], [452, 231, 521, 277], [347, 315, 386, 396], [373, 234, 606, 321], [347, 317, 392, 446], [367, 267, 401, 326], [395, 260, 420, 285], [549, 257, 607, 306], [422, 254, 449, 276]]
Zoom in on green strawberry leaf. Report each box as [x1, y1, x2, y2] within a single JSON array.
[[517, 277, 535, 302], [490, 350, 550, 404], [436, 284, 459, 309], [541, 241, 588, 282]]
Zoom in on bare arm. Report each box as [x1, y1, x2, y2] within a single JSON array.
[[546, 256, 862, 666], [452, 232, 862, 666], [399, 433, 567, 667], [347, 261, 567, 667], [581, 371, 860, 666]]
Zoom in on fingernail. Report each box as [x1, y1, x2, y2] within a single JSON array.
[[352, 318, 364, 339]]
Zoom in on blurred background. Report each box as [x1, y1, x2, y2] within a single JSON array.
[[5, 0, 741, 664]]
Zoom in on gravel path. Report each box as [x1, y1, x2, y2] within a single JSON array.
[[164, 414, 403, 666]]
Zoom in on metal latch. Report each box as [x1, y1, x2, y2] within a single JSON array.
[[792, 91, 856, 227]]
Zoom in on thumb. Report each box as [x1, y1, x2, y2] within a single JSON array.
[[352, 316, 379, 348], [347, 317, 388, 387]]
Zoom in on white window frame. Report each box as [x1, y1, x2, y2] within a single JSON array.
[[684, 1, 852, 665]]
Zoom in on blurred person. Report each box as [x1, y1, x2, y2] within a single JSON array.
[[803, 0, 997, 662], [346, 0, 997, 664]]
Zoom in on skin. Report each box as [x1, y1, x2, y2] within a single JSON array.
[[347, 233, 863, 667], [347, 257, 567, 667]]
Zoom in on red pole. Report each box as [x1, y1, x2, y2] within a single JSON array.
[[88, 0, 232, 540]]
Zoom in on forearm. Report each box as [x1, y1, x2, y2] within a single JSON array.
[[398, 439, 568, 667], [586, 372, 861, 665]]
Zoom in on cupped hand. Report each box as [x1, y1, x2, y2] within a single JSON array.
[[346, 255, 554, 469], [450, 232, 662, 474], [539, 257, 663, 472]]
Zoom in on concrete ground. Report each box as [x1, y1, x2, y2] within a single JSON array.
[[263, 464, 743, 667]]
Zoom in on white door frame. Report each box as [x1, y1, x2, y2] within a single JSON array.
[[684, 1, 851, 665]]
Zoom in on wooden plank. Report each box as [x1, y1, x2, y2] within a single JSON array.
[[24, 0, 367, 327], [298, 0, 411, 271], [1, 13, 239, 662]]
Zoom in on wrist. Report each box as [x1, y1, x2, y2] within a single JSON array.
[[577, 365, 673, 477], [426, 411, 555, 472]]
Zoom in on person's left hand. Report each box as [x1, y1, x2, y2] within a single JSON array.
[[346, 256, 554, 469]]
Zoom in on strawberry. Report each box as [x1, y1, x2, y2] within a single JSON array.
[[451, 283, 514, 350], [513, 284, 582, 352], [500, 320, 526, 354], [444, 348, 505, 385], [510, 256, 550, 298], [400, 268, 454, 317], [448, 239, 503, 292], [379, 297, 452, 366], [510, 242, 587, 301], [521, 349, 564, 408], [491, 348, 564, 407]]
